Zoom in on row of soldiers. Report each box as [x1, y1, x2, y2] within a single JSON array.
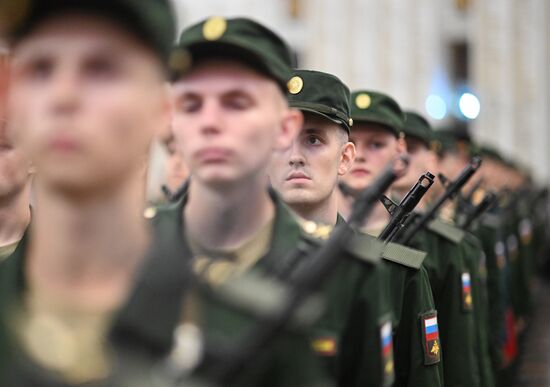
[[0, 1, 548, 386]]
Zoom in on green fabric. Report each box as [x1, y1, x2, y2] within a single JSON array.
[[304, 224, 395, 387], [427, 219, 465, 244], [119, 191, 329, 387], [403, 111, 434, 146], [462, 233, 496, 387], [350, 90, 404, 136], [172, 17, 293, 88], [382, 242, 426, 269], [1, 0, 176, 60], [287, 69, 352, 133], [381, 256, 444, 387], [475, 214, 508, 373], [405, 217, 484, 387]]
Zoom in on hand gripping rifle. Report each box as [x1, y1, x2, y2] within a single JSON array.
[[397, 156, 482, 245]]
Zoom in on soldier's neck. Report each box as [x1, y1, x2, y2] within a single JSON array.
[[362, 200, 391, 232], [0, 182, 31, 246], [26, 171, 149, 311], [184, 176, 275, 252], [289, 192, 339, 226]]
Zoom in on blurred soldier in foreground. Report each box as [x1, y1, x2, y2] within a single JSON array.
[[116, 17, 331, 387], [0, 48, 31, 261], [0, 0, 174, 385]]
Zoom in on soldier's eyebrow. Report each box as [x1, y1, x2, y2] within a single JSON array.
[[303, 127, 329, 136]]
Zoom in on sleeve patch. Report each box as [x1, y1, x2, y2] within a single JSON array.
[[420, 310, 441, 365], [461, 272, 473, 312], [380, 319, 395, 386]]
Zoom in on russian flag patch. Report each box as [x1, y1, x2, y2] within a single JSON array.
[[380, 320, 395, 384], [461, 272, 473, 311], [421, 311, 441, 364]]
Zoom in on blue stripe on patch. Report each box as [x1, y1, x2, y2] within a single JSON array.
[[425, 325, 438, 334]]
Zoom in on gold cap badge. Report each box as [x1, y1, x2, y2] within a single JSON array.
[[355, 93, 371, 109], [143, 207, 157, 219], [287, 76, 304, 95], [203, 16, 227, 41], [348, 118, 354, 127]]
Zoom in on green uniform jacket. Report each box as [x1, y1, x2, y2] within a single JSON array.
[[406, 218, 484, 387], [473, 212, 508, 372], [462, 232, 496, 387], [299, 218, 393, 387], [379, 241, 444, 387], [113, 191, 331, 387]]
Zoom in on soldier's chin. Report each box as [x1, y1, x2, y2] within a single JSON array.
[[343, 178, 371, 193], [36, 168, 121, 198]]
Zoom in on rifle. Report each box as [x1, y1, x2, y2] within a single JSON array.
[[190, 156, 408, 385], [378, 172, 435, 242], [456, 177, 484, 215], [459, 191, 497, 230], [398, 156, 482, 244]]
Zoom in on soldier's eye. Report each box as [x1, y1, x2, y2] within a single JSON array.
[[305, 135, 322, 145], [224, 95, 252, 110], [24, 58, 53, 81], [369, 141, 386, 149], [84, 58, 120, 80], [178, 98, 201, 113]]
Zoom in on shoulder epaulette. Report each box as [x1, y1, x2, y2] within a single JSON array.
[[382, 242, 427, 269], [427, 218, 465, 244], [344, 232, 384, 265]]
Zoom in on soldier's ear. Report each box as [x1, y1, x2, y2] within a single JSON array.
[[153, 82, 173, 139], [275, 107, 303, 152], [338, 141, 356, 176], [396, 134, 407, 155]]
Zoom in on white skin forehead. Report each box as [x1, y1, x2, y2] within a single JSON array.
[[172, 60, 284, 100]]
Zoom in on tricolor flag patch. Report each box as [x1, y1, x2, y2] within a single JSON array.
[[379, 320, 395, 385], [461, 272, 473, 311], [421, 311, 441, 364]]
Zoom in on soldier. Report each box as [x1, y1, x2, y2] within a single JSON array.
[[158, 130, 189, 202], [267, 69, 395, 386], [339, 91, 443, 387], [114, 17, 331, 387], [392, 112, 494, 387], [0, 48, 31, 261], [0, 0, 175, 384]]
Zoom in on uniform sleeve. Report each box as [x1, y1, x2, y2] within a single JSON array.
[[394, 266, 444, 387]]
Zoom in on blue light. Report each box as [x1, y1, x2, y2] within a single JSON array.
[[458, 93, 480, 119], [425, 94, 447, 120]]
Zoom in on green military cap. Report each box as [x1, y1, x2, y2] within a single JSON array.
[[350, 90, 404, 137], [0, 0, 176, 61], [403, 111, 434, 147], [170, 17, 293, 90], [432, 129, 457, 155], [433, 127, 479, 158], [287, 69, 352, 133], [478, 144, 505, 163]]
